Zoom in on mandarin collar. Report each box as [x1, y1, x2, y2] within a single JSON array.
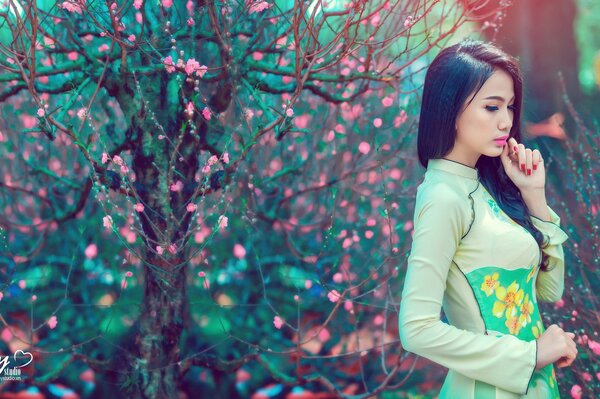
[[427, 158, 479, 180]]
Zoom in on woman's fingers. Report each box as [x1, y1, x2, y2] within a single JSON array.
[[532, 149, 542, 171], [506, 138, 542, 175]]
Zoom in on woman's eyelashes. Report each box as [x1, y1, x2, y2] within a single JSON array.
[[485, 104, 516, 112]]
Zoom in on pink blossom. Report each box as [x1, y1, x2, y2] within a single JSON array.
[[358, 142, 371, 154], [162, 0, 172, 8], [170, 180, 183, 192], [128, 34, 136, 42], [305, 280, 312, 289], [554, 298, 565, 309], [285, 108, 294, 117], [382, 97, 394, 107], [163, 56, 176, 73], [373, 118, 382, 128], [202, 107, 211, 120], [327, 289, 340, 302], [112, 155, 124, 165], [185, 58, 200, 75], [249, 1, 270, 14], [318, 328, 330, 341], [201, 165, 211, 174], [98, 44, 109, 53], [125, 271, 133, 278], [85, 244, 98, 259], [156, 246, 164, 255], [218, 215, 228, 229], [77, 108, 87, 119], [394, 110, 407, 128], [103, 215, 113, 229], [48, 315, 58, 329], [207, 155, 218, 166], [37, 108, 45, 117], [197, 65, 207, 78], [120, 165, 129, 174], [344, 299, 353, 311], [133, 0, 142, 9], [570, 385, 582, 399], [222, 152, 230, 164], [186, 102, 194, 116], [198, 271, 206, 277], [588, 339, 600, 355], [186, 203, 197, 212], [102, 152, 110, 164], [233, 243, 246, 259], [135, 203, 145, 212], [186, 0, 194, 14], [61, 0, 83, 14], [273, 316, 284, 329], [68, 52, 79, 60], [168, 244, 177, 254], [0, 292, 3, 301], [187, 17, 194, 26]]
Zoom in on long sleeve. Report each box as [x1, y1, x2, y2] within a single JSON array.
[[399, 184, 537, 395], [532, 205, 569, 302]]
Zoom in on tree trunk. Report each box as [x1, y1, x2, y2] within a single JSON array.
[[134, 257, 188, 398]]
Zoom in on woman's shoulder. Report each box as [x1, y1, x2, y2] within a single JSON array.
[[416, 175, 468, 209]]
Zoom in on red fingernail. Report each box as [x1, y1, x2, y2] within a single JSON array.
[[513, 146, 518, 152], [533, 164, 537, 170], [521, 164, 525, 171], [527, 169, 531, 175]]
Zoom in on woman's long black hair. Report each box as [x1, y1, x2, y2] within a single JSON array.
[[417, 39, 551, 271]]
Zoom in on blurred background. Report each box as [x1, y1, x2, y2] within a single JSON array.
[[0, 0, 598, 398]]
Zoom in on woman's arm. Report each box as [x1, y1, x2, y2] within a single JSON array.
[[399, 184, 537, 395], [531, 206, 569, 302]]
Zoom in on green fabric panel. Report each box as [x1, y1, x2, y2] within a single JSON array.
[[474, 380, 496, 399]]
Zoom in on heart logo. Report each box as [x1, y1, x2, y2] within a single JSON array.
[[13, 350, 33, 368]]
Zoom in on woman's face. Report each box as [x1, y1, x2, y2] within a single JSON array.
[[445, 68, 515, 167]]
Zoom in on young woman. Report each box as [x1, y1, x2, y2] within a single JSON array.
[[398, 40, 577, 398]]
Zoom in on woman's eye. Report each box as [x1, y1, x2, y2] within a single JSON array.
[[485, 105, 499, 112], [508, 105, 516, 111]]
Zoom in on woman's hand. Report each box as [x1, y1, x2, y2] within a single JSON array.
[[536, 324, 578, 370], [499, 137, 545, 191]]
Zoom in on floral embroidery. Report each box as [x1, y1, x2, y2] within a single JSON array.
[[492, 281, 524, 319], [482, 189, 520, 227], [468, 266, 559, 397], [519, 294, 534, 326], [532, 320, 544, 338], [526, 263, 538, 283], [480, 272, 500, 296], [506, 316, 522, 334]]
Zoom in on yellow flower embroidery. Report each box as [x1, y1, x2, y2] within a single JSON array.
[[506, 316, 522, 334], [532, 320, 544, 338], [519, 294, 534, 326], [481, 272, 500, 296], [526, 264, 537, 283], [493, 281, 524, 319]]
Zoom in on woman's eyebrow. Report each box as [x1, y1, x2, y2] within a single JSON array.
[[483, 95, 515, 102]]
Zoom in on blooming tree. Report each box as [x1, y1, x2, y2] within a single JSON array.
[[5, 1, 593, 399]]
